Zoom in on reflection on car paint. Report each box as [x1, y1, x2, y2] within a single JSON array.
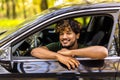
[[16, 58, 120, 73]]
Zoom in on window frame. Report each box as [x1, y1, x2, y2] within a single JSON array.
[[12, 12, 116, 61]]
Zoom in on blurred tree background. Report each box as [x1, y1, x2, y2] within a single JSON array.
[[0, 0, 120, 28], [0, 0, 56, 28]]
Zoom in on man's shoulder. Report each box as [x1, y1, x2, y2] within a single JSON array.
[[46, 41, 61, 48], [49, 42, 61, 45], [46, 42, 62, 52]]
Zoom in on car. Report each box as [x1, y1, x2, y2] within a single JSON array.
[[0, 2, 120, 80]]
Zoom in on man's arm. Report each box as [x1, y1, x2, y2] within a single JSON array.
[[31, 46, 58, 59], [57, 46, 108, 59], [31, 46, 80, 70]]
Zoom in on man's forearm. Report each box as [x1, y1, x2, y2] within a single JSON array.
[[31, 47, 59, 59], [71, 46, 108, 59]]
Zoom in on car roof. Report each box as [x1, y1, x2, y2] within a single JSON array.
[[52, 2, 120, 9], [0, 2, 120, 47]]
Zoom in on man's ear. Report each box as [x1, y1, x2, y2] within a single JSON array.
[[76, 33, 80, 39]]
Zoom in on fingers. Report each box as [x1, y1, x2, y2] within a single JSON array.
[[70, 58, 80, 68], [57, 54, 80, 70], [65, 63, 71, 70], [65, 57, 80, 70]]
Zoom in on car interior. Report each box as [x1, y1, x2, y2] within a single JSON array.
[[12, 15, 114, 58]]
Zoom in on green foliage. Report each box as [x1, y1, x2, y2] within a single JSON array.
[[0, 19, 24, 40], [0, 18, 24, 35], [0, 19, 24, 28]]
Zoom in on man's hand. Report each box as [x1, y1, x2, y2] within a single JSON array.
[[56, 54, 80, 70]]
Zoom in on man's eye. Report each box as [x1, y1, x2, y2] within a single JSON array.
[[67, 32, 72, 35]]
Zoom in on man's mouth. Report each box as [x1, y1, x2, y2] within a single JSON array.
[[62, 39, 70, 44]]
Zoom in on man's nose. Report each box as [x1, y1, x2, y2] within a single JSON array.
[[62, 34, 67, 38]]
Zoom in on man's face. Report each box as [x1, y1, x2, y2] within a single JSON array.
[[59, 27, 79, 49]]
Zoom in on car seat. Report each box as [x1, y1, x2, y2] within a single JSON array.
[[40, 28, 59, 45], [86, 31, 105, 46], [86, 16, 113, 47]]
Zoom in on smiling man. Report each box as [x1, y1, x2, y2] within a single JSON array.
[[31, 19, 108, 70]]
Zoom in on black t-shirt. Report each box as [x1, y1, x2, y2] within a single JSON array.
[[46, 42, 85, 52]]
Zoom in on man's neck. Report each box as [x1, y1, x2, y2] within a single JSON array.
[[69, 42, 79, 50]]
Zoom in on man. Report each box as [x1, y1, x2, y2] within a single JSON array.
[[31, 19, 108, 70]]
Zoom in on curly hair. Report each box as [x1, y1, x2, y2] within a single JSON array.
[[55, 19, 81, 34]]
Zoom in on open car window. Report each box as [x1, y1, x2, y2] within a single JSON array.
[[12, 14, 114, 57], [10, 13, 120, 75]]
